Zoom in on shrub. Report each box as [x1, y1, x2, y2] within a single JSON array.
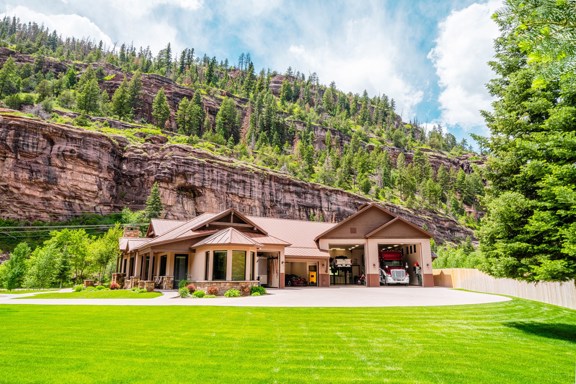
[[250, 285, 266, 295], [193, 289, 205, 298], [207, 286, 219, 296], [204, 294, 216, 298], [178, 286, 190, 298], [86, 286, 96, 292], [73, 284, 84, 292], [95, 285, 106, 290], [224, 288, 240, 298], [251, 292, 261, 296], [109, 282, 120, 290], [178, 280, 189, 289], [186, 283, 196, 294]]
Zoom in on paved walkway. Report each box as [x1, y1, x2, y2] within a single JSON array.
[[0, 286, 510, 307]]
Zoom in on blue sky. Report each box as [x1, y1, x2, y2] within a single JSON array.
[[0, 0, 502, 144]]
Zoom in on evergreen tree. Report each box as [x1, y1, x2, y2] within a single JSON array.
[[127, 71, 142, 113], [189, 91, 205, 136], [111, 76, 131, 119], [479, 0, 576, 282], [0, 57, 21, 97], [215, 97, 239, 142], [176, 97, 191, 134], [76, 78, 100, 114], [145, 182, 163, 219], [152, 88, 170, 128]]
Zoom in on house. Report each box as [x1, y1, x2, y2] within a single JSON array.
[[116, 203, 435, 291]]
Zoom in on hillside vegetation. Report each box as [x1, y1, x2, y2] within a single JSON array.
[[0, 17, 484, 232]]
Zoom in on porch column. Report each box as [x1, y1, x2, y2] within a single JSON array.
[[147, 254, 154, 280], [207, 251, 213, 281], [133, 254, 141, 279], [226, 249, 233, 281]]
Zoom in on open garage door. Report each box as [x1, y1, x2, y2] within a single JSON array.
[[378, 243, 423, 286]]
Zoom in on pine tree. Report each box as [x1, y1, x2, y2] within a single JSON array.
[[176, 97, 190, 134], [479, 0, 576, 282], [189, 92, 205, 136], [215, 97, 239, 142], [152, 88, 170, 128], [76, 78, 100, 114], [111, 76, 131, 119], [145, 182, 163, 219]]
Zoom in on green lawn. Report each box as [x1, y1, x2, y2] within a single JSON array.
[[16, 290, 162, 299], [0, 299, 574, 383], [0, 289, 58, 295]]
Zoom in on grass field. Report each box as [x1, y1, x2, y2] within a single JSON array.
[[0, 289, 58, 295], [16, 290, 162, 299], [0, 299, 574, 383]]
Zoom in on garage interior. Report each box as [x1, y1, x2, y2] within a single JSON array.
[[327, 242, 424, 286]]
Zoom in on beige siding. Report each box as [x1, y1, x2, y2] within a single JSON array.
[[370, 221, 429, 239], [434, 268, 576, 310], [323, 207, 394, 239]]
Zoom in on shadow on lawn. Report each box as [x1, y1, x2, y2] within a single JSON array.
[[505, 322, 576, 344]]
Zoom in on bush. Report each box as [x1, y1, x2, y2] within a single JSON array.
[[207, 286, 219, 296], [251, 292, 261, 296], [73, 284, 84, 292], [178, 280, 189, 289], [224, 288, 240, 298], [193, 289, 205, 298], [204, 294, 216, 298], [178, 286, 190, 298], [109, 282, 120, 290], [74, 114, 89, 127], [186, 283, 196, 294], [250, 285, 266, 295], [95, 285, 106, 290]]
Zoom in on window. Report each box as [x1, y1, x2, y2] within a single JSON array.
[[212, 250, 227, 280], [159, 256, 167, 276], [205, 252, 210, 280], [250, 252, 255, 280], [232, 250, 246, 281]]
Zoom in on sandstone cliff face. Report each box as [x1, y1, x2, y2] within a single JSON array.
[[0, 113, 472, 243]]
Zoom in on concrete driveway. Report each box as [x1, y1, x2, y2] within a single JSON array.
[[0, 286, 510, 307]]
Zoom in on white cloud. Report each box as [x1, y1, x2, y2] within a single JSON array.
[[1, 5, 114, 48], [273, 7, 425, 119], [428, 0, 502, 129]]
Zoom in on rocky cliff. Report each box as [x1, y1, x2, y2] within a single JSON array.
[[0, 112, 473, 243]]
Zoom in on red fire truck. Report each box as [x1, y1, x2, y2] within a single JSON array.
[[379, 250, 410, 285]]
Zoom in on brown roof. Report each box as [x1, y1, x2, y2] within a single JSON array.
[[148, 219, 186, 237], [247, 216, 335, 259], [192, 228, 263, 248], [284, 247, 330, 258], [247, 234, 291, 246], [135, 213, 217, 250], [248, 216, 334, 249]]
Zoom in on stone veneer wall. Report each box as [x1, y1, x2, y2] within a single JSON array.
[[191, 280, 259, 296]]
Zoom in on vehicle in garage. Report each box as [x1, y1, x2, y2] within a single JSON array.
[[379, 250, 409, 285], [285, 274, 307, 286]]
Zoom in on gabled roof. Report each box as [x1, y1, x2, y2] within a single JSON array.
[[365, 217, 433, 239], [192, 227, 263, 248], [313, 203, 395, 241], [134, 213, 217, 250], [127, 238, 150, 252], [247, 234, 291, 246], [147, 219, 186, 237], [190, 208, 268, 235]]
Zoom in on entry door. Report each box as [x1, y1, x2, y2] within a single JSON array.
[[267, 257, 279, 288], [173, 254, 188, 289]]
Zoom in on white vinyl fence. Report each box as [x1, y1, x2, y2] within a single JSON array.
[[433, 268, 576, 310]]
